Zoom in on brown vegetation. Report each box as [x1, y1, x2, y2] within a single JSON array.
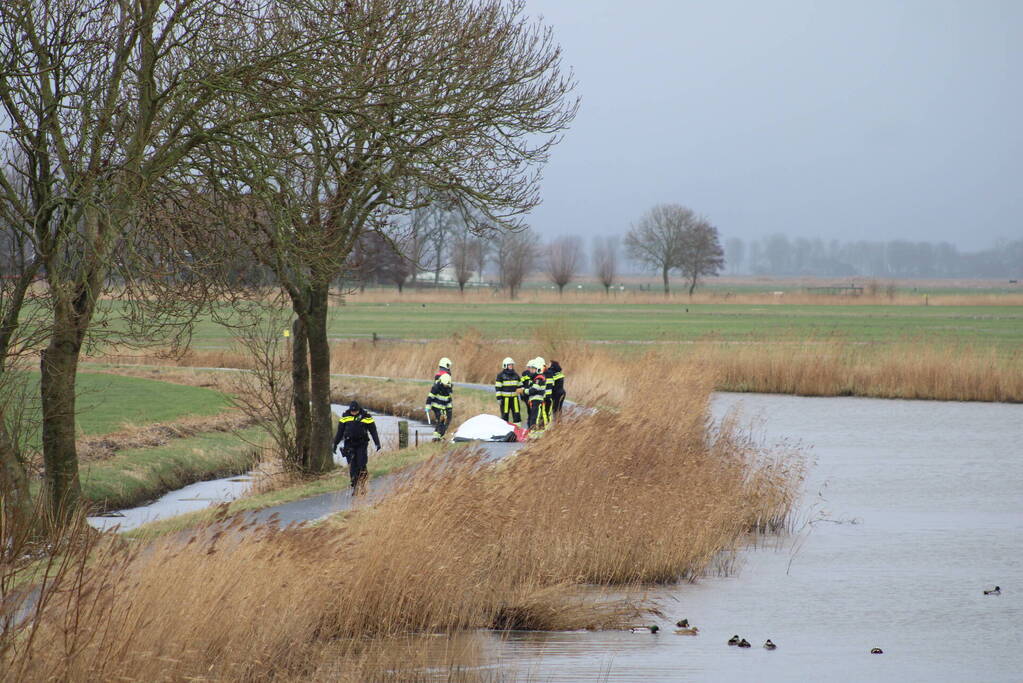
[[1, 363, 801, 681], [96, 326, 1023, 404], [78, 412, 257, 462]]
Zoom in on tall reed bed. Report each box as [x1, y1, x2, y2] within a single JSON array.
[[98, 329, 1023, 403], [2, 364, 800, 681]]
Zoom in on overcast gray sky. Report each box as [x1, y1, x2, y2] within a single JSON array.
[[524, 0, 1021, 249]]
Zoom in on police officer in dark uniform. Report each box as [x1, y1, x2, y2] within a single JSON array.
[[332, 401, 381, 493]]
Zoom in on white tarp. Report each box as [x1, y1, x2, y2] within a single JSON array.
[[452, 414, 517, 442]]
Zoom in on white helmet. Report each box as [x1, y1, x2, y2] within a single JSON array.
[[438, 373, 452, 386], [526, 358, 538, 370], [502, 357, 515, 367], [534, 357, 546, 369], [438, 357, 452, 370]]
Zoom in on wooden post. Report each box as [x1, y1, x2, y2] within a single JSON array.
[[398, 420, 409, 449]]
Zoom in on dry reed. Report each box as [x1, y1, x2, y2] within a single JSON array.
[[2, 362, 800, 681]]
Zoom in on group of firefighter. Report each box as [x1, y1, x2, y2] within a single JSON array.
[[425, 356, 566, 441], [335, 355, 567, 492]]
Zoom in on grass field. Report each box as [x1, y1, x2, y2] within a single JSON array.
[[142, 301, 1023, 349], [19, 372, 232, 439]]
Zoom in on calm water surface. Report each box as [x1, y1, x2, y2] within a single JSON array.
[[471, 393, 1023, 682]]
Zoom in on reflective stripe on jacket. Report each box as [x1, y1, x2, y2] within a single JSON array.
[[527, 374, 547, 404], [426, 379, 453, 410], [494, 368, 521, 398], [333, 410, 380, 449]]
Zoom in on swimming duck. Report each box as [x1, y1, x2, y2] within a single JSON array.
[[870, 648, 883, 655], [738, 639, 751, 648], [727, 635, 740, 646], [763, 639, 777, 650], [984, 585, 1001, 595], [630, 625, 659, 634], [675, 618, 689, 628], [674, 627, 699, 636]]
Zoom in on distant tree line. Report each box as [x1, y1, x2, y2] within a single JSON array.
[[725, 235, 1023, 278]]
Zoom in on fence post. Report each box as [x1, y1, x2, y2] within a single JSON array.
[[398, 420, 409, 449]]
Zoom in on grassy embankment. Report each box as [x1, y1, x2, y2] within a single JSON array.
[[110, 371, 498, 537], [15, 373, 262, 512], [2, 359, 802, 681]]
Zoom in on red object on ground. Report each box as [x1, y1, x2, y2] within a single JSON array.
[[512, 425, 528, 442]]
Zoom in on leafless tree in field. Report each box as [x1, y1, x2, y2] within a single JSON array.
[[592, 236, 619, 295], [678, 218, 725, 295], [189, 0, 577, 472], [474, 237, 491, 284], [544, 235, 584, 295], [624, 204, 696, 295], [450, 227, 483, 293], [497, 229, 539, 299]]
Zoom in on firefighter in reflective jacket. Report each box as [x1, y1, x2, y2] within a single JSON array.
[[494, 357, 522, 424], [547, 360, 566, 417], [426, 372, 453, 441], [332, 401, 381, 493], [520, 359, 538, 423], [525, 359, 548, 430]]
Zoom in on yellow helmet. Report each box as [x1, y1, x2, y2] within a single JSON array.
[[438, 373, 452, 386], [438, 357, 452, 370]]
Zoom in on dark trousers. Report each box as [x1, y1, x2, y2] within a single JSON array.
[[527, 401, 543, 429], [500, 396, 521, 423], [344, 443, 369, 492], [431, 407, 451, 436], [552, 391, 566, 416]]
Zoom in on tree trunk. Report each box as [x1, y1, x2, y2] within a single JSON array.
[[305, 284, 334, 473], [291, 316, 311, 470], [662, 265, 670, 295], [39, 331, 83, 521], [688, 276, 697, 296], [0, 423, 33, 534], [603, 284, 610, 295], [557, 283, 565, 295], [458, 281, 466, 293]]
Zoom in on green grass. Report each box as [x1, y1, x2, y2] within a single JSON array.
[[123, 441, 449, 538], [78, 427, 263, 512], [230, 303, 1022, 347], [17, 372, 232, 449], [87, 297, 1023, 350]]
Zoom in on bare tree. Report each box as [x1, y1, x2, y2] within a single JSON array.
[[678, 218, 725, 295], [624, 204, 695, 295], [497, 229, 538, 299], [0, 154, 45, 532], [190, 0, 576, 472], [423, 204, 459, 285], [592, 236, 619, 295], [544, 235, 584, 295], [474, 236, 490, 284], [449, 229, 482, 293]]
